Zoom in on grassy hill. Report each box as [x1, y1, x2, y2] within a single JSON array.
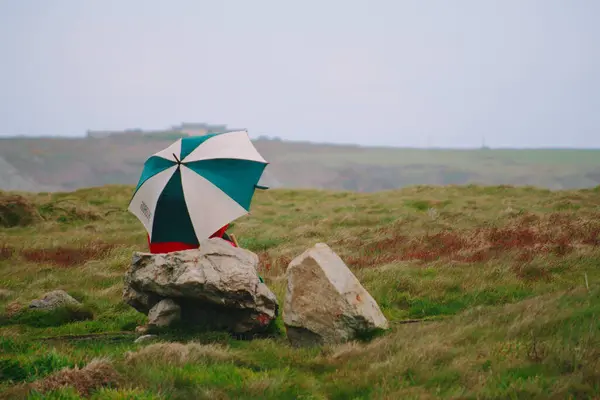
[[1, 135, 600, 192], [1, 184, 599, 398]]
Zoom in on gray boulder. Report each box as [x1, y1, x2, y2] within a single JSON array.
[[123, 238, 278, 334], [134, 334, 158, 344], [29, 290, 81, 310], [283, 243, 389, 347], [148, 299, 181, 328]]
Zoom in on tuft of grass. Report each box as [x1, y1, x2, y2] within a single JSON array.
[[89, 387, 166, 399], [256, 252, 291, 276], [37, 201, 101, 224], [19, 242, 117, 267], [24, 387, 83, 400], [29, 358, 120, 397], [239, 236, 286, 252], [0, 193, 39, 228], [404, 199, 432, 212], [124, 342, 235, 367], [0, 351, 75, 383], [0, 245, 14, 261], [0, 337, 37, 354]]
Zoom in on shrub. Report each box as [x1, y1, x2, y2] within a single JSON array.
[[37, 202, 101, 224], [31, 358, 120, 396], [0, 244, 14, 260], [0, 193, 38, 227]]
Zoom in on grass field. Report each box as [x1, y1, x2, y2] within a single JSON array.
[[1, 184, 600, 399]]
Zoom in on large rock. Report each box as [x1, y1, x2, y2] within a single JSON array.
[[124, 238, 278, 334], [284, 243, 389, 347], [29, 290, 81, 310]]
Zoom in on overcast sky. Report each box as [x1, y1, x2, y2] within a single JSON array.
[[0, 0, 598, 148]]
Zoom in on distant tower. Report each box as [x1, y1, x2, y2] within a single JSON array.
[[481, 136, 489, 149]]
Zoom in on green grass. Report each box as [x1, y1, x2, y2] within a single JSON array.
[[2, 305, 94, 328], [1, 184, 600, 398]]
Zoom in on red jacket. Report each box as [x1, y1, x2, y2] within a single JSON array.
[[147, 224, 236, 254]]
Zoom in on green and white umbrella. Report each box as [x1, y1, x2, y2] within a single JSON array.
[[128, 130, 268, 245]]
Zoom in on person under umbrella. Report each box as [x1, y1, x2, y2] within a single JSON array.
[[128, 131, 268, 254], [146, 223, 235, 254]]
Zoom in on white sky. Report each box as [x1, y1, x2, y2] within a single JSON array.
[[0, 0, 599, 148]]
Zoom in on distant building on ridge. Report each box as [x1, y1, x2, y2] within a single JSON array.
[[86, 122, 239, 139]]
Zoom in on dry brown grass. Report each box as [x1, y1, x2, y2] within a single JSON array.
[[19, 241, 118, 267], [124, 342, 235, 366], [30, 358, 120, 396], [4, 301, 23, 317], [257, 252, 292, 276], [342, 212, 600, 268], [0, 244, 13, 261]]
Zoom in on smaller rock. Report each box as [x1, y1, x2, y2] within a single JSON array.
[[284, 243, 389, 347], [29, 290, 81, 310], [147, 299, 181, 328], [123, 286, 161, 314], [134, 334, 157, 344]]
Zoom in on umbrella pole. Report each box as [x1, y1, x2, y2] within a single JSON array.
[[230, 233, 240, 247]]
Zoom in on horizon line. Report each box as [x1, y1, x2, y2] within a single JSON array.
[[0, 134, 599, 151]]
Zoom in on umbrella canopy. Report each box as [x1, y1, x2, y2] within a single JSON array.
[[128, 130, 268, 245]]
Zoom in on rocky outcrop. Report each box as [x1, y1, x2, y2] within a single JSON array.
[[283, 243, 389, 347], [123, 238, 278, 334], [29, 290, 82, 310]]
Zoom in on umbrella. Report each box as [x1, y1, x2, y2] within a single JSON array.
[[128, 130, 268, 246]]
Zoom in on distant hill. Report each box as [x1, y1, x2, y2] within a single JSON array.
[[0, 135, 599, 192]]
